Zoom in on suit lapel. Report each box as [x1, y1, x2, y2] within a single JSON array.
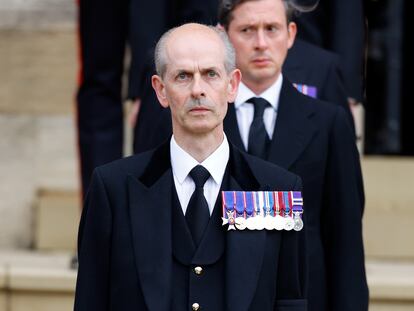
[[128, 143, 172, 311], [224, 103, 245, 151], [225, 149, 267, 311], [225, 83, 317, 169], [268, 80, 317, 169]]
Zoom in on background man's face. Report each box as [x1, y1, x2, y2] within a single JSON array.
[[153, 27, 240, 137], [227, 0, 296, 91]]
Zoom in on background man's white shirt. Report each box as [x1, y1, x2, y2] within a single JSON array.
[[234, 75, 283, 149]]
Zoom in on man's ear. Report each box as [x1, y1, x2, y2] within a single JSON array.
[[287, 21, 297, 49], [151, 75, 169, 108], [227, 69, 242, 103], [216, 23, 225, 31]]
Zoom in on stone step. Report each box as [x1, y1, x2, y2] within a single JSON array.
[[0, 251, 76, 311], [34, 189, 80, 251], [368, 260, 414, 310], [362, 156, 414, 260]]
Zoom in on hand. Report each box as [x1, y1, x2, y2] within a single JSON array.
[[128, 98, 141, 128]]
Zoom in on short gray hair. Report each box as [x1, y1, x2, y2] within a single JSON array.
[[154, 24, 236, 78]]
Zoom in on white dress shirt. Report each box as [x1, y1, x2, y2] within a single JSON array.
[[234, 75, 283, 150], [170, 134, 230, 216]]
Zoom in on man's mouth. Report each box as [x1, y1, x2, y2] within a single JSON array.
[[252, 57, 271, 66]]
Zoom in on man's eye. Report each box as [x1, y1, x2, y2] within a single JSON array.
[[267, 26, 277, 32], [241, 27, 252, 33], [177, 72, 188, 80], [207, 70, 217, 78]]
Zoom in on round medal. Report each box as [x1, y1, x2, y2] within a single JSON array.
[[293, 217, 304, 231], [245, 217, 256, 230], [273, 215, 285, 230], [284, 217, 294, 231], [255, 216, 265, 230], [235, 217, 246, 230], [264, 215, 274, 230]]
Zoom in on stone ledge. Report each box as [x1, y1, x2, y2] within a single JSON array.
[[367, 260, 414, 301], [0, 251, 76, 294], [9, 267, 75, 293]]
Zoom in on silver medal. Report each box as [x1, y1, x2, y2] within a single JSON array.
[[284, 216, 294, 231], [245, 217, 256, 230], [254, 215, 265, 230], [235, 217, 247, 230], [273, 215, 285, 230], [293, 212, 304, 231], [264, 215, 274, 230]]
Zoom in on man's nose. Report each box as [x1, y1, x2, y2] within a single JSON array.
[[254, 29, 268, 50], [191, 75, 205, 98]]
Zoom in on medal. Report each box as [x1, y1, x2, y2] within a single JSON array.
[[245, 192, 256, 230], [283, 191, 294, 230], [221, 191, 236, 230], [274, 215, 285, 230], [272, 192, 283, 230], [235, 217, 247, 230], [263, 192, 274, 230], [235, 191, 246, 230], [293, 212, 304, 231], [291, 191, 304, 231], [245, 216, 257, 230], [222, 190, 304, 232], [284, 217, 294, 231], [254, 191, 265, 230]]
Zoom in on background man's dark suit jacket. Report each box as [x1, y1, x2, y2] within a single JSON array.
[[283, 39, 355, 133], [224, 81, 368, 311], [74, 142, 307, 311], [77, 0, 218, 195], [293, 0, 365, 102]]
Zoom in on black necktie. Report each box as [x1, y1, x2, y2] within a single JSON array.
[[248, 97, 270, 158], [185, 165, 211, 247]]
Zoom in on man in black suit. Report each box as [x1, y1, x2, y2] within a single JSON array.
[[293, 0, 366, 105], [75, 23, 307, 310], [76, 0, 219, 197], [218, 0, 368, 310]]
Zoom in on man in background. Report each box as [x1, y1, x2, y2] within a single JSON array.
[[219, 0, 369, 310]]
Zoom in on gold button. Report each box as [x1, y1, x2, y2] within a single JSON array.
[[194, 266, 203, 275], [192, 302, 200, 310]]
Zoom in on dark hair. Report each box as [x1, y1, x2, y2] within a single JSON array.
[[218, 0, 318, 29]]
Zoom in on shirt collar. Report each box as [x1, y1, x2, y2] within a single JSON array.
[[170, 134, 230, 185], [234, 74, 283, 110]]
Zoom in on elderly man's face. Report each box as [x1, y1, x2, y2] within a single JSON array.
[[226, 0, 296, 92], [152, 26, 240, 137]]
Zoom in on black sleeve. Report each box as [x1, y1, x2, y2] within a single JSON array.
[[74, 169, 112, 310], [322, 107, 369, 310]]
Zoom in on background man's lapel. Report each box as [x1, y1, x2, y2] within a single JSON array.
[[268, 81, 317, 169]]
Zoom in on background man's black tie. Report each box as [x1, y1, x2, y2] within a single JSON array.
[[185, 165, 211, 247], [248, 97, 270, 158]]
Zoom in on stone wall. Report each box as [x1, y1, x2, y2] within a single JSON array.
[[0, 0, 78, 247], [0, 0, 76, 30]]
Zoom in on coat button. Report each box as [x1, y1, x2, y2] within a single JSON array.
[[194, 266, 203, 275], [192, 302, 200, 310]]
